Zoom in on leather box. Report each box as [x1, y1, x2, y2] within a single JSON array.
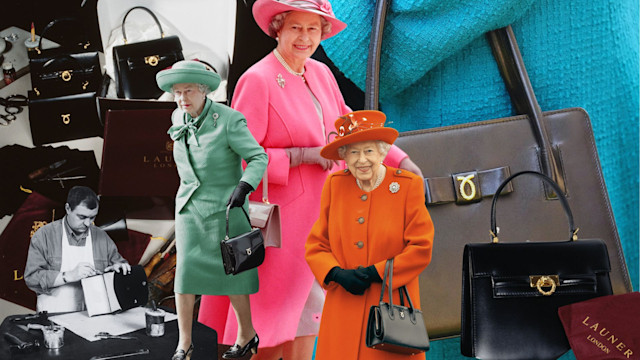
[[99, 107, 178, 219]]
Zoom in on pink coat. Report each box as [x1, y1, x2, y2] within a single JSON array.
[[198, 52, 408, 347]]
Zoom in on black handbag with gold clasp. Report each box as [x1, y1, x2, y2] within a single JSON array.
[[220, 205, 265, 275], [112, 6, 184, 99], [461, 171, 613, 359], [28, 18, 102, 99]]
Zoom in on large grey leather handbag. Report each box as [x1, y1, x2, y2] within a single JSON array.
[[365, 0, 632, 339]]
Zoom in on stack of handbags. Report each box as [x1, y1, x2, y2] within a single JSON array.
[[28, 18, 106, 145]]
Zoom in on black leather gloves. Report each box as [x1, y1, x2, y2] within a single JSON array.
[[325, 265, 381, 295], [227, 181, 254, 208], [355, 265, 382, 283]]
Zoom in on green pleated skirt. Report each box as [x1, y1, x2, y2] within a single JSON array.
[[174, 201, 259, 295]]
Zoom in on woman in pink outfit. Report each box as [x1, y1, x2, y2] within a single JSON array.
[[198, 0, 423, 358]]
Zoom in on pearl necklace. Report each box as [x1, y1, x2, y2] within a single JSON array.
[[274, 49, 305, 78], [357, 165, 386, 192]]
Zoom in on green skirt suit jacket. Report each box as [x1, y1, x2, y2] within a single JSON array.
[[170, 98, 268, 295]]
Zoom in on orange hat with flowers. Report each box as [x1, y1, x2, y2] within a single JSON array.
[[321, 110, 399, 160]]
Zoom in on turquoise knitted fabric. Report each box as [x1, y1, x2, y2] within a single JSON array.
[[323, 0, 638, 358]]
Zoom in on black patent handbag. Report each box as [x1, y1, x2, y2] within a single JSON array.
[[220, 205, 265, 275], [366, 258, 430, 354], [461, 171, 613, 359], [28, 18, 102, 99], [112, 6, 184, 99]]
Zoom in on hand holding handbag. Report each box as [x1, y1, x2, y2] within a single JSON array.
[[112, 6, 184, 99], [220, 205, 266, 275], [366, 258, 430, 354], [249, 169, 282, 248], [461, 171, 614, 359]]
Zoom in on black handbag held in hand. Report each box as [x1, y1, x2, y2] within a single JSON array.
[[461, 171, 613, 360], [220, 205, 265, 275], [366, 258, 430, 354], [112, 6, 184, 99]]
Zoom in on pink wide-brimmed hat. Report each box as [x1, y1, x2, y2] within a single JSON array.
[[253, 0, 347, 40]]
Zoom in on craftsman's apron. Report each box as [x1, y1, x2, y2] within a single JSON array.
[[37, 226, 94, 313]]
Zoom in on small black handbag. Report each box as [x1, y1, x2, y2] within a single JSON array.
[[28, 91, 103, 145], [366, 258, 430, 354], [28, 18, 102, 99], [461, 171, 613, 360], [220, 205, 265, 275], [112, 6, 184, 99]]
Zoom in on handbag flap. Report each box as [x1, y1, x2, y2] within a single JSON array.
[[466, 239, 611, 277], [248, 202, 274, 228], [113, 36, 182, 60]]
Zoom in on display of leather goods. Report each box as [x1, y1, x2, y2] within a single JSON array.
[[366, 258, 430, 354], [249, 169, 281, 248], [558, 292, 639, 360], [112, 6, 184, 99], [461, 171, 614, 360], [28, 18, 102, 99], [364, 2, 631, 338], [0, 192, 64, 310], [99, 106, 178, 219], [220, 205, 265, 275]]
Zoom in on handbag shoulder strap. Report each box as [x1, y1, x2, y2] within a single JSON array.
[[262, 168, 269, 203], [224, 205, 253, 240], [364, 0, 564, 195], [490, 170, 578, 243], [121, 6, 165, 44]]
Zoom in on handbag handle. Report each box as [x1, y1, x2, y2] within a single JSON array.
[[379, 258, 418, 321], [364, 0, 564, 195], [37, 18, 91, 52], [121, 6, 165, 44], [224, 204, 253, 240], [490, 170, 578, 243], [261, 169, 269, 203]]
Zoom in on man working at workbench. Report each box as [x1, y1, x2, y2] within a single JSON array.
[[24, 186, 131, 312]]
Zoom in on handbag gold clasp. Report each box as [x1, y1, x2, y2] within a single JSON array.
[[61, 70, 72, 81], [61, 114, 71, 125], [82, 81, 89, 90], [145, 55, 160, 67], [530, 275, 559, 296]]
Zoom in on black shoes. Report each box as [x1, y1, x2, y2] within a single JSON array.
[[222, 334, 259, 359], [171, 343, 193, 360]]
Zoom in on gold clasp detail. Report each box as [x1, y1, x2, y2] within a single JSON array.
[[145, 55, 160, 67], [34, 88, 40, 96], [82, 81, 89, 90], [530, 275, 559, 296], [61, 70, 72, 81], [61, 114, 71, 124], [457, 174, 477, 201]]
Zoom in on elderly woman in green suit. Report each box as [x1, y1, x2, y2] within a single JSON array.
[[156, 60, 268, 360]]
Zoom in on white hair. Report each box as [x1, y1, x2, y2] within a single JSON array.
[[337, 141, 391, 159], [269, 11, 332, 38]]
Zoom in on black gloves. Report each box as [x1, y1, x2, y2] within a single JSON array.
[[226, 181, 254, 208], [355, 265, 382, 283], [325, 265, 381, 295]]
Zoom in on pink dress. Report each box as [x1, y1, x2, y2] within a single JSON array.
[[198, 52, 408, 347]]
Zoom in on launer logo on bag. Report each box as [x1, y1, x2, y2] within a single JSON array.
[[143, 141, 176, 169], [581, 316, 634, 358], [452, 171, 482, 204]]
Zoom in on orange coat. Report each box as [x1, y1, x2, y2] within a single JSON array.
[[305, 166, 434, 360]]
